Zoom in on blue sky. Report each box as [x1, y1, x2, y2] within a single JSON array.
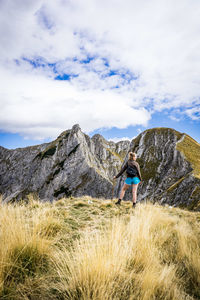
[[0, 0, 200, 149], [1, 111, 200, 149]]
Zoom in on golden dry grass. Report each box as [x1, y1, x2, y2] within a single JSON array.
[[0, 196, 200, 299], [54, 203, 200, 300], [0, 202, 55, 299]]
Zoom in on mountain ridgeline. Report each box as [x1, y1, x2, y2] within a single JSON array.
[[0, 125, 200, 210]]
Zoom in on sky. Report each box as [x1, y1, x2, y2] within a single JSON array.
[[0, 0, 200, 149]]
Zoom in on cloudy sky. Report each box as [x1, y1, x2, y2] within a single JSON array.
[[0, 0, 200, 148]]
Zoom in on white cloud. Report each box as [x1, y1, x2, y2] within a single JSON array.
[[0, 67, 150, 139], [184, 106, 200, 120], [169, 115, 182, 122], [0, 0, 200, 139], [109, 137, 136, 143]]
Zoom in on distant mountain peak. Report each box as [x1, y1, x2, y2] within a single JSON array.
[[0, 125, 199, 210]]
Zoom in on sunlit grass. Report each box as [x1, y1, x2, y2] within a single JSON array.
[[0, 204, 53, 299], [176, 134, 200, 178], [54, 203, 200, 300], [0, 196, 200, 299]]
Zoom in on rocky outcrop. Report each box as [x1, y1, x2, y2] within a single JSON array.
[[116, 128, 200, 210], [0, 125, 130, 202], [0, 125, 200, 210]]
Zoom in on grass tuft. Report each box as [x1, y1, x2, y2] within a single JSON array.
[[0, 197, 199, 299], [3, 244, 49, 285]]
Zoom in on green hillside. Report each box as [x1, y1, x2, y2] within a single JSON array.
[[0, 195, 200, 300], [176, 134, 200, 179]]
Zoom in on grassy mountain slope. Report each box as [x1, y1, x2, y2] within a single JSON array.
[[176, 133, 200, 179], [129, 127, 200, 209], [0, 195, 200, 300]]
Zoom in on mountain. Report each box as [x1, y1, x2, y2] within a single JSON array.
[[120, 128, 200, 210], [0, 125, 200, 210]]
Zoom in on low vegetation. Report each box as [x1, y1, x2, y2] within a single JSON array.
[[0, 194, 200, 299], [176, 134, 200, 179]]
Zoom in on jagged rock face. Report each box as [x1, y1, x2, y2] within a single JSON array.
[[0, 125, 200, 210], [115, 128, 200, 210], [0, 125, 130, 202]]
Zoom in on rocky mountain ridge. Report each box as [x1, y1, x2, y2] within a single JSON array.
[[0, 125, 200, 210]]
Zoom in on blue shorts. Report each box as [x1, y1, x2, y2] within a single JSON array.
[[125, 177, 141, 185]]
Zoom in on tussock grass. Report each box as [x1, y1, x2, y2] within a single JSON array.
[[54, 204, 200, 300], [0, 196, 200, 299], [0, 204, 54, 299]]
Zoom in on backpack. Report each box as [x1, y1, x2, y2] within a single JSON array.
[[126, 164, 138, 177]]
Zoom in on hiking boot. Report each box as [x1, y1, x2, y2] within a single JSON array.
[[115, 199, 121, 205]]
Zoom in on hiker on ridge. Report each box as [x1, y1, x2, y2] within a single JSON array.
[[113, 152, 142, 207]]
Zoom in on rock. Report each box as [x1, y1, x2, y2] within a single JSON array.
[[3, 190, 24, 203], [115, 128, 200, 210], [0, 124, 130, 203], [0, 125, 200, 210]]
